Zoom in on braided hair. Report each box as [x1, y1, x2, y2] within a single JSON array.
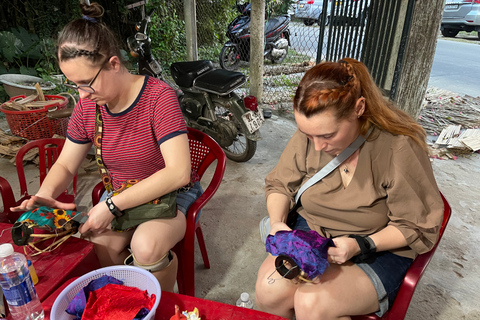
[[57, 2, 123, 66], [294, 58, 428, 152]]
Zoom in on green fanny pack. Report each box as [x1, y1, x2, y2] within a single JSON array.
[[111, 190, 177, 231]]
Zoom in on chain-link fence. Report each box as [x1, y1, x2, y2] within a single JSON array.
[[109, 0, 399, 108], [128, 1, 385, 108], [193, 0, 321, 107], [134, 0, 321, 108]]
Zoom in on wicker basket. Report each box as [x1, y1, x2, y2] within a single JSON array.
[[0, 95, 69, 140]]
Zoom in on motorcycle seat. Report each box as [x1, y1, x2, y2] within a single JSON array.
[[170, 60, 215, 88], [194, 69, 246, 95], [266, 15, 290, 33]]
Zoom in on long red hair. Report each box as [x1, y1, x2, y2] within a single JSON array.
[[293, 58, 428, 152]]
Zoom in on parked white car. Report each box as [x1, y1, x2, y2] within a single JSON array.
[[441, 0, 480, 39], [295, 0, 369, 27], [295, 0, 325, 26]]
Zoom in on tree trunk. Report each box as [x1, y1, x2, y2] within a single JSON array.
[[250, 0, 265, 102], [395, 0, 444, 118]]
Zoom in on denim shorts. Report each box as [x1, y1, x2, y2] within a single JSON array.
[[176, 181, 204, 221], [294, 214, 413, 317], [100, 181, 204, 222]]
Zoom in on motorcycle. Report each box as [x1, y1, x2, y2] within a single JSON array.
[[127, 9, 264, 162], [219, 2, 291, 71]]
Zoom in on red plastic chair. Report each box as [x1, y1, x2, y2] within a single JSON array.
[[91, 127, 227, 296], [0, 138, 100, 305], [0, 176, 16, 223], [352, 192, 452, 320], [0, 138, 77, 223]]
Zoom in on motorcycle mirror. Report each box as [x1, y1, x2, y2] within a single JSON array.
[[135, 33, 148, 41]]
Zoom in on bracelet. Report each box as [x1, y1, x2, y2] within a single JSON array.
[[349, 234, 377, 262], [105, 196, 125, 217]]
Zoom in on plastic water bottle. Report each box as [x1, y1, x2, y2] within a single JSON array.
[[0, 244, 44, 320], [236, 292, 254, 309]]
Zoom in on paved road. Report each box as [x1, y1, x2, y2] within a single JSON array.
[[289, 21, 480, 97], [428, 38, 480, 97]]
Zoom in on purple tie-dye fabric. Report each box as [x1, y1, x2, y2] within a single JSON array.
[[266, 230, 335, 279]]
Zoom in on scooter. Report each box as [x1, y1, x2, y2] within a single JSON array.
[[127, 9, 264, 162], [219, 2, 291, 70]]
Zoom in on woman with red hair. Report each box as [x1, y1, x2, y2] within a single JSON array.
[[255, 58, 444, 319]]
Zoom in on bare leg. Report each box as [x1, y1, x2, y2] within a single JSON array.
[[294, 262, 379, 320], [82, 228, 134, 266], [255, 254, 298, 319], [130, 210, 186, 292]]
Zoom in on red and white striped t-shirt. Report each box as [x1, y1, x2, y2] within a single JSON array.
[[67, 76, 187, 190]]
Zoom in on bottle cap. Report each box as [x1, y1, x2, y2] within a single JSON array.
[[241, 292, 250, 302], [0, 243, 14, 257]]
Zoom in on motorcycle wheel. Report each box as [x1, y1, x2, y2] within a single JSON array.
[[220, 45, 241, 71], [210, 99, 257, 162]]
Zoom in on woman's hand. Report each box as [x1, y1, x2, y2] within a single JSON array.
[[270, 220, 292, 236], [10, 195, 77, 212], [78, 202, 115, 234], [327, 236, 361, 265]]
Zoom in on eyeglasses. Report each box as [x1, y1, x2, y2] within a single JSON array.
[[64, 58, 109, 93]]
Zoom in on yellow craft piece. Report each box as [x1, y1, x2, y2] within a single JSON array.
[[182, 307, 201, 320]]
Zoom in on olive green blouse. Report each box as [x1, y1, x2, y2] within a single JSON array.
[[265, 127, 444, 259]]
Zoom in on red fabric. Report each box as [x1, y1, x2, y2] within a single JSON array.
[[82, 283, 156, 320]]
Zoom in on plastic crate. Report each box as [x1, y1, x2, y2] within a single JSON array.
[[0, 95, 69, 140], [51, 266, 161, 320]]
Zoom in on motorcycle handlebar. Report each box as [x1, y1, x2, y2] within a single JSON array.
[[139, 9, 155, 34], [146, 9, 155, 18]]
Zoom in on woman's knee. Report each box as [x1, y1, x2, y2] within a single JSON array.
[[130, 235, 169, 263], [255, 259, 295, 311], [130, 215, 186, 263], [255, 276, 276, 308], [294, 287, 336, 318]]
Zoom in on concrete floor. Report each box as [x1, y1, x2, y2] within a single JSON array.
[[1, 112, 479, 319]]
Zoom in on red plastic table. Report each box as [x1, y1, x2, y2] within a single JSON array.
[[0, 222, 101, 302], [41, 278, 288, 320], [155, 291, 287, 320]]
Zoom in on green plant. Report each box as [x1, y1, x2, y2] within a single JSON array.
[[0, 86, 8, 104], [0, 1, 80, 40], [270, 74, 301, 87], [268, 0, 296, 16], [0, 27, 60, 77], [146, 0, 187, 69], [35, 38, 62, 78]]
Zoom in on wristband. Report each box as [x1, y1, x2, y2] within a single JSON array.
[[105, 196, 125, 217], [349, 234, 377, 262]]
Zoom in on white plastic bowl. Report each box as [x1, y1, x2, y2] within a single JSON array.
[[0, 74, 56, 98], [50, 266, 161, 320]]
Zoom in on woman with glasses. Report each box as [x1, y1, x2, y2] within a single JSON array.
[[11, 2, 191, 292]]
